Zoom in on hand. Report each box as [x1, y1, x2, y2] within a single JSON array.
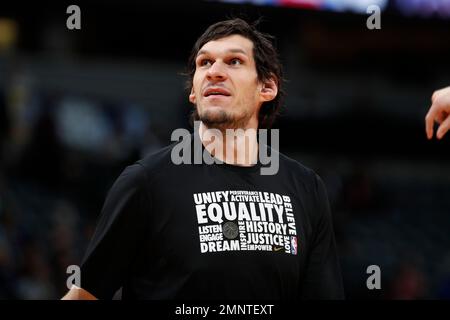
[[425, 86, 450, 139]]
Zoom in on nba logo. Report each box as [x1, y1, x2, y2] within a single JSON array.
[[291, 236, 298, 255]]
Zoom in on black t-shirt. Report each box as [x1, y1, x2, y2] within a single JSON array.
[[80, 133, 345, 300]]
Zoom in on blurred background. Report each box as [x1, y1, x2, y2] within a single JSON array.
[[1, 0, 450, 299]]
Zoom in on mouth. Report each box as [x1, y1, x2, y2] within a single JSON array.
[[203, 87, 231, 97]]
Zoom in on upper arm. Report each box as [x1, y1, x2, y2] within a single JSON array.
[[299, 173, 345, 299], [78, 163, 151, 299]]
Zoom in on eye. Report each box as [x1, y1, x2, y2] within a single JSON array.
[[199, 59, 212, 67], [229, 58, 242, 66]]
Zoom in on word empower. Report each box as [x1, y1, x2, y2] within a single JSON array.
[[171, 121, 279, 175]]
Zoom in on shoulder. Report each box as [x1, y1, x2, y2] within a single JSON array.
[[274, 150, 331, 228], [137, 142, 177, 173], [123, 137, 191, 188], [271, 147, 320, 186], [108, 140, 177, 191], [267, 146, 327, 202], [279, 150, 314, 176]]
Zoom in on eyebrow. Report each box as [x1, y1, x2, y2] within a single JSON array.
[[196, 48, 248, 57]]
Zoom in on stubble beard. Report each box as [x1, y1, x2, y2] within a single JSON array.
[[198, 107, 251, 131]]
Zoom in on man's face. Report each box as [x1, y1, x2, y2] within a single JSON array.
[[189, 34, 275, 130]]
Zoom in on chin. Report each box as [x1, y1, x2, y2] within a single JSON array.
[[199, 108, 232, 126], [203, 108, 229, 119]]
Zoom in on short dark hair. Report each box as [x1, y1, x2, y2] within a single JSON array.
[[186, 18, 285, 129]]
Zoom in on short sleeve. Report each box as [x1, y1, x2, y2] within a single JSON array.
[[299, 173, 345, 299], [79, 163, 150, 299]]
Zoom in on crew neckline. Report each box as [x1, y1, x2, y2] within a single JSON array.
[[191, 132, 264, 174]]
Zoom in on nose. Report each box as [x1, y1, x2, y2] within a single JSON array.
[[206, 61, 228, 82]]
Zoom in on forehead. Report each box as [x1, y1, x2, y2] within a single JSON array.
[[198, 34, 254, 57]]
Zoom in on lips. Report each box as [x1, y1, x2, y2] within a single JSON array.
[[203, 87, 231, 97]]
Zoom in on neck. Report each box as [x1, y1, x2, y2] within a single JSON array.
[[198, 120, 259, 167]]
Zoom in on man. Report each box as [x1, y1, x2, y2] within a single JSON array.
[[425, 86, 450, 139], [62, 18, 344, 300]]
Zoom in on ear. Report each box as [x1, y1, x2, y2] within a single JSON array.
[[189, 87, 196, 104], [259, 77, 278, 103]]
